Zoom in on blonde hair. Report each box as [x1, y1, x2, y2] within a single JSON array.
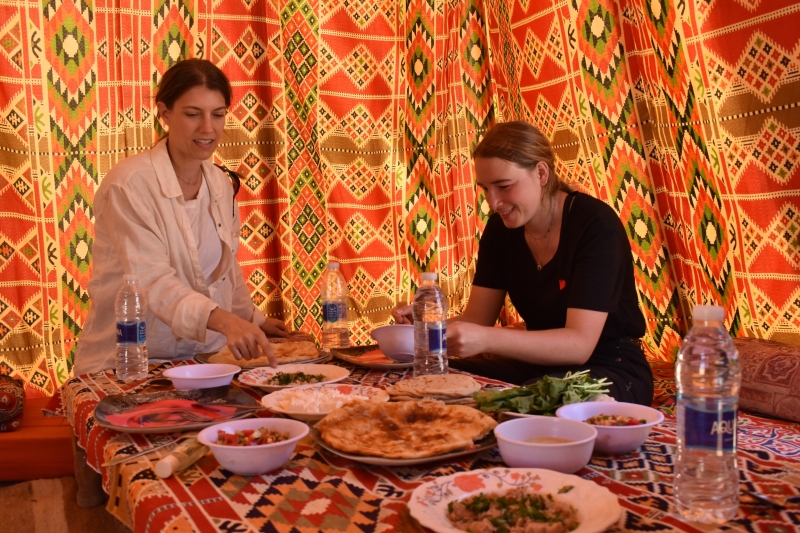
[[472, 121, 570, 198]]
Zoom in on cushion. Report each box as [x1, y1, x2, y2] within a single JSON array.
[[0, 396, 75, 481], [736, 337, 800, 423], [0, 375, 25, 432]]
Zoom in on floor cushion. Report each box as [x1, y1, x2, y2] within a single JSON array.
[[0, 396, 75, 481], [736, 337, 800, 423]]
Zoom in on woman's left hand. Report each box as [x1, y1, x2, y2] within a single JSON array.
[[446, 321, 489, 358], [260, 317, 289, 338]]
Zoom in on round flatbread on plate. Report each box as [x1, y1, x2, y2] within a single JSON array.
[[238, 364, 350, 392], [408, 468, 621, 533]]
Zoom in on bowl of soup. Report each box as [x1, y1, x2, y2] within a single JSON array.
[[494, 416, 597, 474], [556, 401, 664, 455]]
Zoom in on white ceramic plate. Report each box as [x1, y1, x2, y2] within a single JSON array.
[[408, 468, 621, 533], [330, 345, 412, 369], [261, 383, 389, 422], [238, 364, 350, 392], [311, 427, 497, 466]]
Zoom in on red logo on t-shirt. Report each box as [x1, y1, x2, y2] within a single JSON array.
[[559, 279, 566, 290]]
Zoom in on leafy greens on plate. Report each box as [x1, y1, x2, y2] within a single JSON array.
[[474, 370, 611, 416]]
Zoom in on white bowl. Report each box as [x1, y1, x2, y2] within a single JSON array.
[[556, 401, 664, 455], [162, 364, 240, 390], [494, 416, 597, 474], [370, 324, 414, 362], [197, 417, 308, 476], [261, 383, 390, 422]]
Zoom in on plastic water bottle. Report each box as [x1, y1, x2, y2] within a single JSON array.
[[674, 305, 740, 523], [321, 261, 349, 350], [412, 272, 448, 376], [115, 274, 148, 382]]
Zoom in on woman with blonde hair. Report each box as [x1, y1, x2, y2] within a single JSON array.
[[394, 121, 653, 404], [75, 59, 287, 376]]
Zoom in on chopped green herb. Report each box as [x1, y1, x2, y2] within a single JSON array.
[[266, 371, 326, 386], [474, 370, 611, 416]]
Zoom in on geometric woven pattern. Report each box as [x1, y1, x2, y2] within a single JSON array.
[[0, 0, 492, 395], [482, 0, 800, 360], [2, 0, 800, 394], [60, 361, 800, 533]]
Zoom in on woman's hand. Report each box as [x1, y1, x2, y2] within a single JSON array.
[[392, 304, 414, 324], [260, 317, 289, 338], [446, 321, 490, 358], [207, 308, 276, 366]]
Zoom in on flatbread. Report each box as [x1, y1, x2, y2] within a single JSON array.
[[390, 395, 476, 405], [209, 340, 320, 366], [317, 399, 497, 459], [385, 374, 481, 399]]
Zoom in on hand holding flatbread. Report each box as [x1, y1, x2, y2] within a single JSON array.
[[209, 339, 320, 366]]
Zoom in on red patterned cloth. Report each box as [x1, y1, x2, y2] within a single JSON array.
[[61, 361, 800, 533]]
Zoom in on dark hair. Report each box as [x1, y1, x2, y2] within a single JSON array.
[[156, 58, 232, 110], [472, 121, 570, 198], [156, 59, 241, 196]]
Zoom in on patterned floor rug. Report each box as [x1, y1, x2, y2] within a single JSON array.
[[0, 477, 129, 532]]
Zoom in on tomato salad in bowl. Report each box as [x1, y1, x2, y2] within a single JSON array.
[[555, 402, 664, 455], [198, 418, 309, 475]]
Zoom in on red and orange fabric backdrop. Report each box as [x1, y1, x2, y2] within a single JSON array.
[[1, 0, 798, 396]]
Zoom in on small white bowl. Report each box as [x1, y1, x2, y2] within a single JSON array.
[[370, 324, 414, 362], [494, 416, 597, 474], [556, 401, 664, 455], [197, 417, 309, 476], [163, 364, 240, 390]]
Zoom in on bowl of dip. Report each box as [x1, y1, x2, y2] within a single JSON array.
[[261, 383, 389, 422], [494, 416, 597, 473], [556, 401, 664, 455]]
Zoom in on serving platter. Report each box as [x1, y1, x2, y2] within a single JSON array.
[[238, 363, 350, 392], [330, 345, 412, 370], [94, 385, 261, 434], [311, 426, 496, 466], [408, 467, 621, 533], [194, 351, 331, 368], [261, 383, 389, 422]]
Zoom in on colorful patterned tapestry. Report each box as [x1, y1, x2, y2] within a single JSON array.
[[1, 0, 799, 396], [483, 0, 800, 360]]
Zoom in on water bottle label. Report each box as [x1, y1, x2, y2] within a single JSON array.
[[138, 322, 146, 343], [323, 302, 346, 323], [117, 322, 139, 344], [684, 403, 737, 451], [428, 326, 446, 352]]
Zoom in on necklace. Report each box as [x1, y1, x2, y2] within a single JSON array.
[[525, 198, 556, 270], [175, 167, 202, 186]]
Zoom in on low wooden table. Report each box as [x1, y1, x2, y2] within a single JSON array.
[[57, 360, 800, 533]]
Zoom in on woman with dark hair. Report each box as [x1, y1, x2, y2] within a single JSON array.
[[74, 59, 287, 375], [393, 121, 653, 405]]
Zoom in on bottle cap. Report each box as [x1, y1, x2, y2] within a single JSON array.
[[327, 261, 340, 269], [154, 455, 180, 478], [421, 272, 438, 281], [692, 305, 724, 322], [122, 274, 138, 281]]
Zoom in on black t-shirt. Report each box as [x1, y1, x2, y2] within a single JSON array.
[[473, 191, 646, 340]]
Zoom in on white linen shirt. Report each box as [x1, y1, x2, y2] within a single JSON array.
[[74, 139, 265, 375]]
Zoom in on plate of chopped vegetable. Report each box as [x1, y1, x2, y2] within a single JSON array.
[[408, 467, 621, 533], [237, 364, 350, 392]]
